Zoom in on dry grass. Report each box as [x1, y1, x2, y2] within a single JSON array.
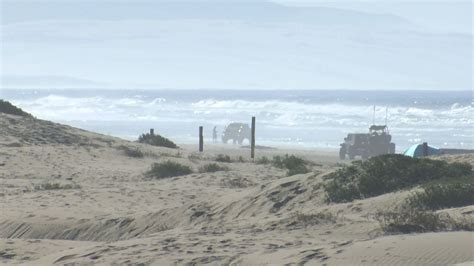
[[289, 211, 338, 227], [34, 182, 81, 190], [117, 145, 144, 158], [199, 163, 230, 173], [215, 154, 232, 163]]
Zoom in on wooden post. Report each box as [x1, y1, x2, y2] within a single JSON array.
[[150, 128, 154, 135], [251, 117, 256, 159], [422, 142, 428, 157], [199, 126, 204, 152]]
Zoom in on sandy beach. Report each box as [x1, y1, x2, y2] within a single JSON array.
[[0, 112, 473, 265]]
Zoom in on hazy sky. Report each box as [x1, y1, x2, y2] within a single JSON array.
[[1, 0, 472, 90]]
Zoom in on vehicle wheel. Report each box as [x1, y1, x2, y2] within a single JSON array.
[[232, 139, 237, 145], [238, 138, 244, 145], [339, 145, 346, 160], [389, 143, 396, 154], [348, 146, 355, 159]]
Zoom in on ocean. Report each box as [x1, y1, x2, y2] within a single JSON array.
[[2, 89, 472, 151]]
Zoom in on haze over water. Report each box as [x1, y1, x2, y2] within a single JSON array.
[[4, 89, 472, 151]]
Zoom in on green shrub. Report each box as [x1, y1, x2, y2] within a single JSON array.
[[272, 154, 310, 176], [199, 163, 229, 173], [323, 175, 361, 203], [407, 177, 474, 210], [215, 154, 232, 163], [147, 161, 192, 179], [118, 145, 144, 158], [448, 162, 473, 177], [138, 133, 177, 148], [287, 165, 311, 176], [0, 100, 33, 117], [255, 154, 310, 176], [324, 154, 472, 203]]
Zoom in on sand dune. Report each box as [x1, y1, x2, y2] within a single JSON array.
[[325, 232, 474, 266], [0, 113, 472, 265]]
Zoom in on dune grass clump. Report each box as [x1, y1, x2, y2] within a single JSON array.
[[375, 209, 474, 234], [272, 154, 310, 176], [255, 156, 271, 164], [215, 154, 232, 163], [407, 177, 474, 210], [147, 161, 192, 179], [0, 100, 33, 117], [291, 211, 337, 227], [254, 154, 310, 176], [449, 216, 474, 231], [138, 133, 178, 149], [118, 145, 144, 158], [34, 182, 80, 190], [375, 209, 447, 233], [187, 153, 204, 163], [324, 154, 472, 203], [199, 163, 229, 173], [222, 177, 254, 188]]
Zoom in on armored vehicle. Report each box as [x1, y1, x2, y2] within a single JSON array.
[[222, 122, 251, 145], [339, 125, 396, 160]]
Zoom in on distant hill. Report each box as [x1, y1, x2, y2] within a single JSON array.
[[2, 1, 413, 29], [2, 1, 471, 90], [1, 75, 105, 89]]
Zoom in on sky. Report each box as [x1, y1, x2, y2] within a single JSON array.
[[0, 0, 472, 90]]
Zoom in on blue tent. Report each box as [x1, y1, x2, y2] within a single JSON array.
[[404, 143, 440, 158]]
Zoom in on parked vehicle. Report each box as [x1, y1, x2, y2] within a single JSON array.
[[339, 125, 396, 159], [222, 122, 251, 145]]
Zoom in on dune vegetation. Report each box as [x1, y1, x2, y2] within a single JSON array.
[[146, 160, 192, 179], [0, 99, 33, 117], [324, 154, 472, 203], [138, 132, 178, 149]]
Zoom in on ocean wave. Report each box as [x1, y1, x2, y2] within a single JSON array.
[[10, 94, 473, 149], [13, 95, 473, 125]]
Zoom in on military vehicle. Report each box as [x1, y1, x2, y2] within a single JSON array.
[[339, 125, 396, 160], [222, 122, 251, 145]]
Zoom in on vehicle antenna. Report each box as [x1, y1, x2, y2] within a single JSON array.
[[385, 107, 388, 125], [372, 105, 376, 125]]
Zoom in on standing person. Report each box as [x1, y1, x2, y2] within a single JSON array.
[[213, 126, 218, 143]]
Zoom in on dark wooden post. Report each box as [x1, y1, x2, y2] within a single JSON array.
[[422, 142, 428, 157], [251, 117, 256, 159], [150, 128, 154, 135], [199, 126, 204, 152]]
